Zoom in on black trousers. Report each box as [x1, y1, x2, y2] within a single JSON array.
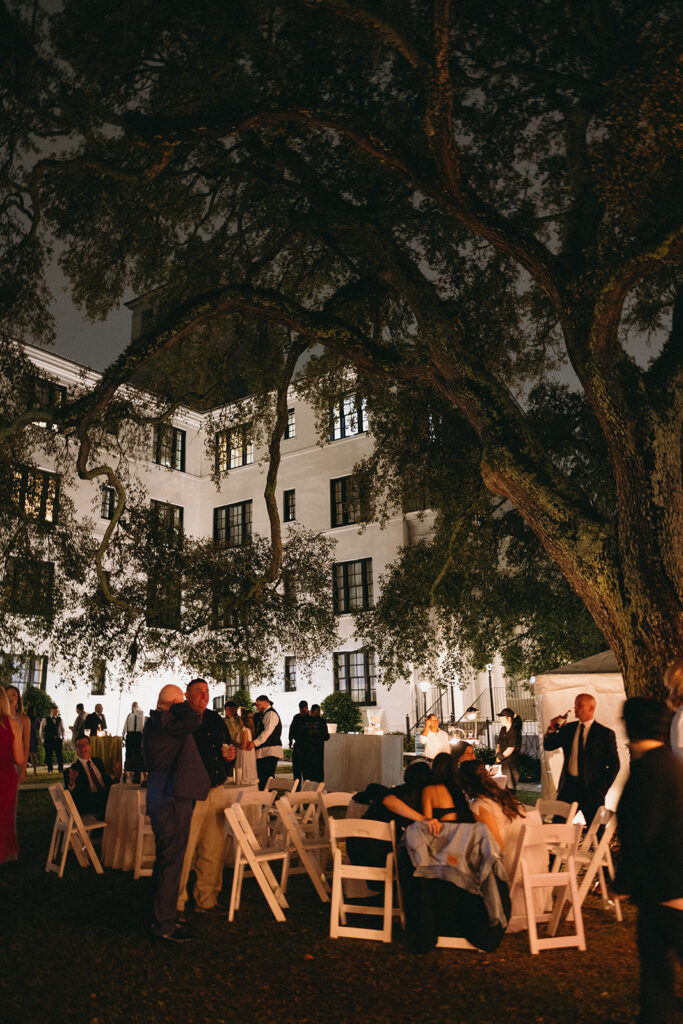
[[636, 902, 683, 1024], [148, 798, 194, 936], [124, 731, 143, 770], [44, 738, 63, 773], [256, 756, 278, 791], [557, 774, 602, 828]]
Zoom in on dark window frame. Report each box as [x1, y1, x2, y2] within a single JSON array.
[[33, 378, 66, 411], [330, 476, 363, 528], [215, 423, 254, 472], [284, 656, 297, 692], [150, 499, 184, 548], [284, 408, 296, 439], [12, 466, 59, 525], [333, 649, 377, 704], [100, 485, 116, 520], [5, 558, 54, 618], [213, 500, 253, 547], [328, 393, 367, 441], [153, 424, 186, 472], [0, 652, 48, 690], [283, 489, 296, 523], [333, 558, 374, 613]]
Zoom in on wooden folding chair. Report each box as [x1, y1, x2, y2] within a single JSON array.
[[328, 818, 405, 943], [224, 803, 290, 922], [301, 780, 326, 793], [282, 790, 326, 840], [563, 807, 622, 923], [517, 822, 586, 954], [45, 784, 107, 877], [133, 789, 155, 880], [275, 796, 330, 903]]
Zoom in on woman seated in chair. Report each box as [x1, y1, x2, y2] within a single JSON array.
[[459, 759, 544, 929], [420, 752, 474, 832]]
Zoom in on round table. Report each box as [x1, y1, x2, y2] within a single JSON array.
[[90, 736, 123, 780], [102, 783, 142, 870]]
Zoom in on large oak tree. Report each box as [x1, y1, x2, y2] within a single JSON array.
[[1, 0, 681, 693]]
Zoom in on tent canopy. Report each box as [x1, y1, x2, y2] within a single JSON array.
[[533, 650, 629, 812]]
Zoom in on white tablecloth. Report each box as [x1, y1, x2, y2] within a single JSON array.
[[102, 780, 259, 871], [102, 783, 142, 870]]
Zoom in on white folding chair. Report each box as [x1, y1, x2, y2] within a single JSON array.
[[266, 776, 300, 794], [235, 789, 276, 847], [283, 790, 326, 840], [45, 784, 107, 877], [133, 789, 156, 879], [535, 799, 580, 869], [224, 803, 290, 922], [515, 822, 586, 954], [535, 798, 579, 823], [275, 796, 330, 902], [563, 807, 622, 923], [328, 818, 405, 943]]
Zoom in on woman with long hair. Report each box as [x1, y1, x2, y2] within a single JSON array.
[[6, 686, 30, 786], [421, 752, 474, 831], [236, 709, 258, 784], [0, 687, 24, 864], [458, 759, 524, 847]]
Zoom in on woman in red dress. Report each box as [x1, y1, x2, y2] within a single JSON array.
[[0, 687, 24, 864]]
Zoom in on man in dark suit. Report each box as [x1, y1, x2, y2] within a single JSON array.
[[143, 683, 210, 942], [84, 703, 107, 736], [544, 693, 620, 826], [64, 735, 117, 820]]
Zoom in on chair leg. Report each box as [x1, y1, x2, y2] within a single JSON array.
[[228, 853, 243, 922], [382, 855, 394, 943], [330, 853, 343, 938]]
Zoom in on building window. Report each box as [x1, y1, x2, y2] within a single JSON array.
[[209, 664, 249, 698], [283, 489, 296, 523], [33, 378, 66, 410], [145, 576, 181, 630], [329, 393, 367, 441], [100, 486, 116, 520], [90, 658, 106, 696], [153, 424, 186, 472], [12, 467, 59, 524], [284, 656, 297, 692], [211, 589, 239, 631], [284, 408, 296, 439], [403, 482, 431, 514], [333, 558, 373, 613], [150, 500, 184, 548], [4, 558, 54, 617], [334, 650, 376, 704], [214, 501, 253, 547], [0, 652, 48, 690], [216, 424, 253, 472], [331, 476, 365, 528]]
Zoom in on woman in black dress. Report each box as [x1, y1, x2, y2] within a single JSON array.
[[496, 708, 522, 792]]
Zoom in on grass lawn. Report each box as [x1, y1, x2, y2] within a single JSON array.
[[1, 789, 661, 1024]]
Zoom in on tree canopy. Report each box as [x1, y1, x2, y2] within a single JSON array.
[[1, 0, 681, 694]]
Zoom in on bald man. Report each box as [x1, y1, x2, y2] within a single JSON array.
[[544, 693, 619, 826], [142, 684, 210, 941]]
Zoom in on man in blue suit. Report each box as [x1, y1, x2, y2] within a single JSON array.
[[544, 693, 620, 827], [143, 684, 210, 942]]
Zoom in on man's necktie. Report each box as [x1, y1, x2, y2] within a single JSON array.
[[87, 761, 101, 791], [577, 723, 585, 781]]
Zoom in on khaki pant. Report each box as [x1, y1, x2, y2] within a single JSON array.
[[177, 785, 226, 912]]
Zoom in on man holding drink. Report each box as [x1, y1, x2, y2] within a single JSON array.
[[176, 678, 236, 917]]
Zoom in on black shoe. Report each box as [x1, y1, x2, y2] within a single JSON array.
[[194, 904, 228, 917], [153, 924, 193, 943]]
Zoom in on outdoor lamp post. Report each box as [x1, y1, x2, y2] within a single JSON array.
[[465, 705, 478, 742], [419, 680, 430, 721], [486, 663, 494, 747]]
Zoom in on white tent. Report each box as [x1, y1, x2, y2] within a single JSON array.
[[533, 650, 630, 813]]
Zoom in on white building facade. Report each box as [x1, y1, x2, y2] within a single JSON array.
[[10, 337, 510, 742]]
